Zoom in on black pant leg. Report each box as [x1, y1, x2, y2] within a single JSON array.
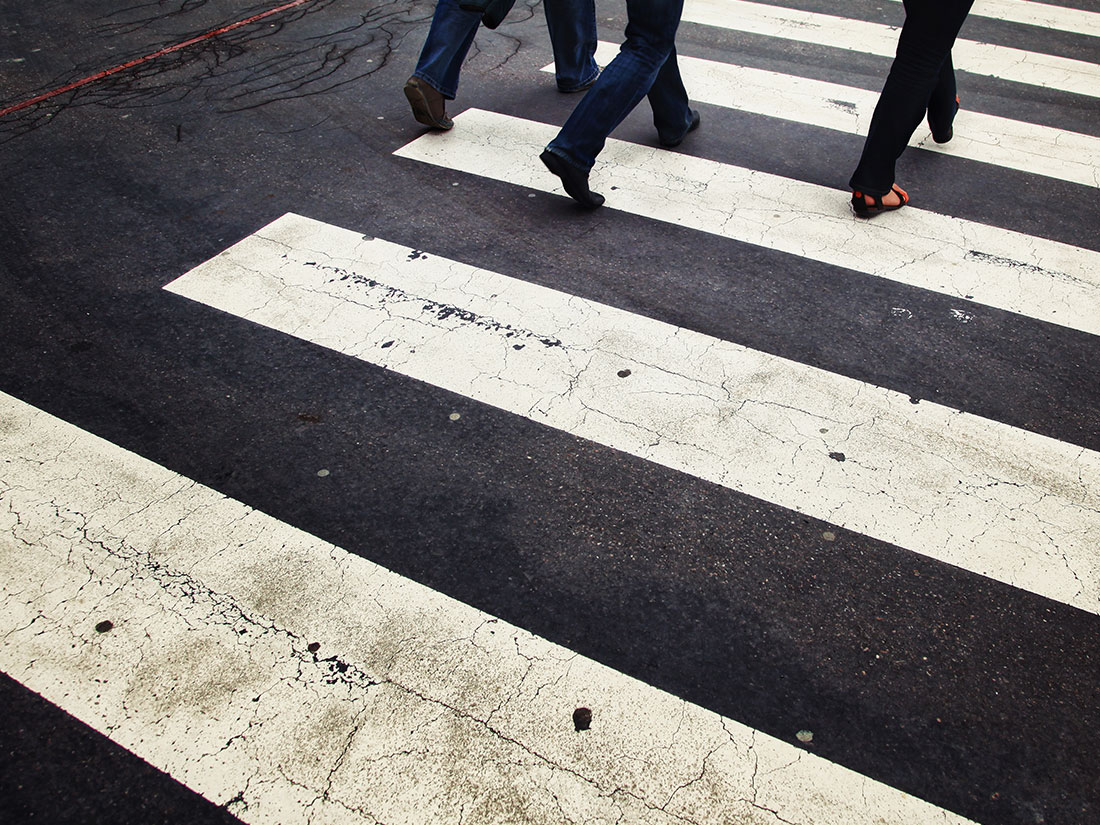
[[849, 0, 973, 196]]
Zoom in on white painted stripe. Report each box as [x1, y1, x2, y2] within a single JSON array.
[[0, 389, 978, 825], [681, 0, 1100, 98], [165, 213, 1100, 616], [394, 109, 1100, 338], [546, 43, 1100, 188], [895, 0, 1100, 39]]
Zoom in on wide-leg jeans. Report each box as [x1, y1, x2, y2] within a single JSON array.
[[412, 0, 599, 99], [545, 0, 690, 172]]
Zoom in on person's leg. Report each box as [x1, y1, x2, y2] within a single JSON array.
[[647, 47, 697, 146], [849, 0, 973, 198], [544, 0, 599, 92], [410, 0, 482, 99], [925, 51, 959, 142], [405, 0, 482, 130], [544, 0, 685, 173]]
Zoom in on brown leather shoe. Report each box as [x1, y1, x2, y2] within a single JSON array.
[[403, 76, 453, 131]]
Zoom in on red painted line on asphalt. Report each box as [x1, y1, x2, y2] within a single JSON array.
[[0, 0, 312, 118]]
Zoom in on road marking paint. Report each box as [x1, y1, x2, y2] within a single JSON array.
[[896, 0, 1100, 38], [165, 213, 1100, 615], [681, 0, 1100, 99], [0, 389, 977, 825], [395, 109, 1100, 338], [544, 43, 1100, 189]]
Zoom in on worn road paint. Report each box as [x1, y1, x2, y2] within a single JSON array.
[[0, 389, 978, 825], [165, 214, 1100, 615], [681, 0, 1100, 98], [394, 109, 1100, 338], [544, 43, 1100, 188]]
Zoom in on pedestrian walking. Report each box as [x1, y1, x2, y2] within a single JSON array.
[[404, 0, 600, 131], [539, 0, 699, 208], [849, 0, 975, 216]]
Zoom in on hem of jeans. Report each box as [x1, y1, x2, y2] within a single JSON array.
[[655, 108, 693, 146], [555, 67, 600, 94], [543, 145, 592, 174], [411, 70, 457, 101]]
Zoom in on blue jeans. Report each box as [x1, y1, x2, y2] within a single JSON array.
[[849, 0, 974, 196], [544, 0, 690, 172], [412, 0, 598, 99]]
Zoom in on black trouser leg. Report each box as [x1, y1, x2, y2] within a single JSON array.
[[849, 0, 973, 196]]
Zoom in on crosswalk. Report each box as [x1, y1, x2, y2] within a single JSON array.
[[892, 0, 1100, 38], [396, 108, 1100, 336], [0, 389, 979, 825], [165, 213, 1100, 615], [681, 0, 1100, 97], [558, 43, 1100, 187], [2, 1, 1099, 824]]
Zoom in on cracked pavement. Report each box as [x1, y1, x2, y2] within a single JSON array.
[[0, 391, 975, 824], [167, 213, 1100, 616], [1, 1, 1098, 823]]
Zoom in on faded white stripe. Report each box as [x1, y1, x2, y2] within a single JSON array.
[[0, 389, 978, 825], [682, 0, 1100, 98], [896, 0, 1100, 38], [165, 213, 1100, 615], [545, 43, 1100, 188], [394, 109, 1100, 338]]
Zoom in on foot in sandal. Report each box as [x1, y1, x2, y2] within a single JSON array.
[[851, 184, 909, 217]]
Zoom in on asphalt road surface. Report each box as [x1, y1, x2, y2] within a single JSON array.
[[1, 1, 1098, 824]]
